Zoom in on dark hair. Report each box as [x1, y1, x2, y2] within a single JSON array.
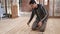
[[29, 0, 36, 4]]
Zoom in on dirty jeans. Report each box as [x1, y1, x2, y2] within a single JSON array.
[[32, 19, 47, 32]]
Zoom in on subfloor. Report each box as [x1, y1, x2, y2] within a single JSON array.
[[0, 16, 60, 34]]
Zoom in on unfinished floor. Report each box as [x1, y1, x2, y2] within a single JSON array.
[[0, 16, 60, 34]]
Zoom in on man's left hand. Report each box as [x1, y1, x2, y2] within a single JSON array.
[[38, 21, 42, 27]]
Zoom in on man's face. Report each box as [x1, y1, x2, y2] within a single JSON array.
[[30, 4, 37, 9]]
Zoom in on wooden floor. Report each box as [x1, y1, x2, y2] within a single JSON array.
[[0, 17, 60, 34]]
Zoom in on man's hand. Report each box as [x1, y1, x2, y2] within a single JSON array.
[[27, 23, 29, 25], [27, 22, 30, 27], [38, 21, 42, 27]]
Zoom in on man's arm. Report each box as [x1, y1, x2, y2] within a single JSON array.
[[40, 6, 48, 22], [27, 9, 35, 24]]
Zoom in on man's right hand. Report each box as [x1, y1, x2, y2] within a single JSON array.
[[27, 22, 30, 27]]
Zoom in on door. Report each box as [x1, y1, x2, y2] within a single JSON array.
[[54, 0, 60, 17], [49, 0, 60, 17]]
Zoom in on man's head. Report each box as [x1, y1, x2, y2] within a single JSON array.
[[29, 0, 37, 9]]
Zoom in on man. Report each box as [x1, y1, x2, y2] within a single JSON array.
[[27, 0, 48, 32]]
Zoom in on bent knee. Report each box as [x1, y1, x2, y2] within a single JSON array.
[[32, 26, 37, 30]]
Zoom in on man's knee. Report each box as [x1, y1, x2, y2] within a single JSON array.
[[39, 22, 46, 32], [32, 27, 36, 30], [32, 25, 37, 30], [32, 20, 39, 30]]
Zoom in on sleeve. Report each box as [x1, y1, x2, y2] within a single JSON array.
[[28, 9, 35, 23], [40, 6, 48, 22]]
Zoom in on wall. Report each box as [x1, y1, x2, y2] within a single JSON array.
[[22, 0, 32, 12]]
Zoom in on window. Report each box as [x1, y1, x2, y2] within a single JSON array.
[[44, 0, 48, 5]]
